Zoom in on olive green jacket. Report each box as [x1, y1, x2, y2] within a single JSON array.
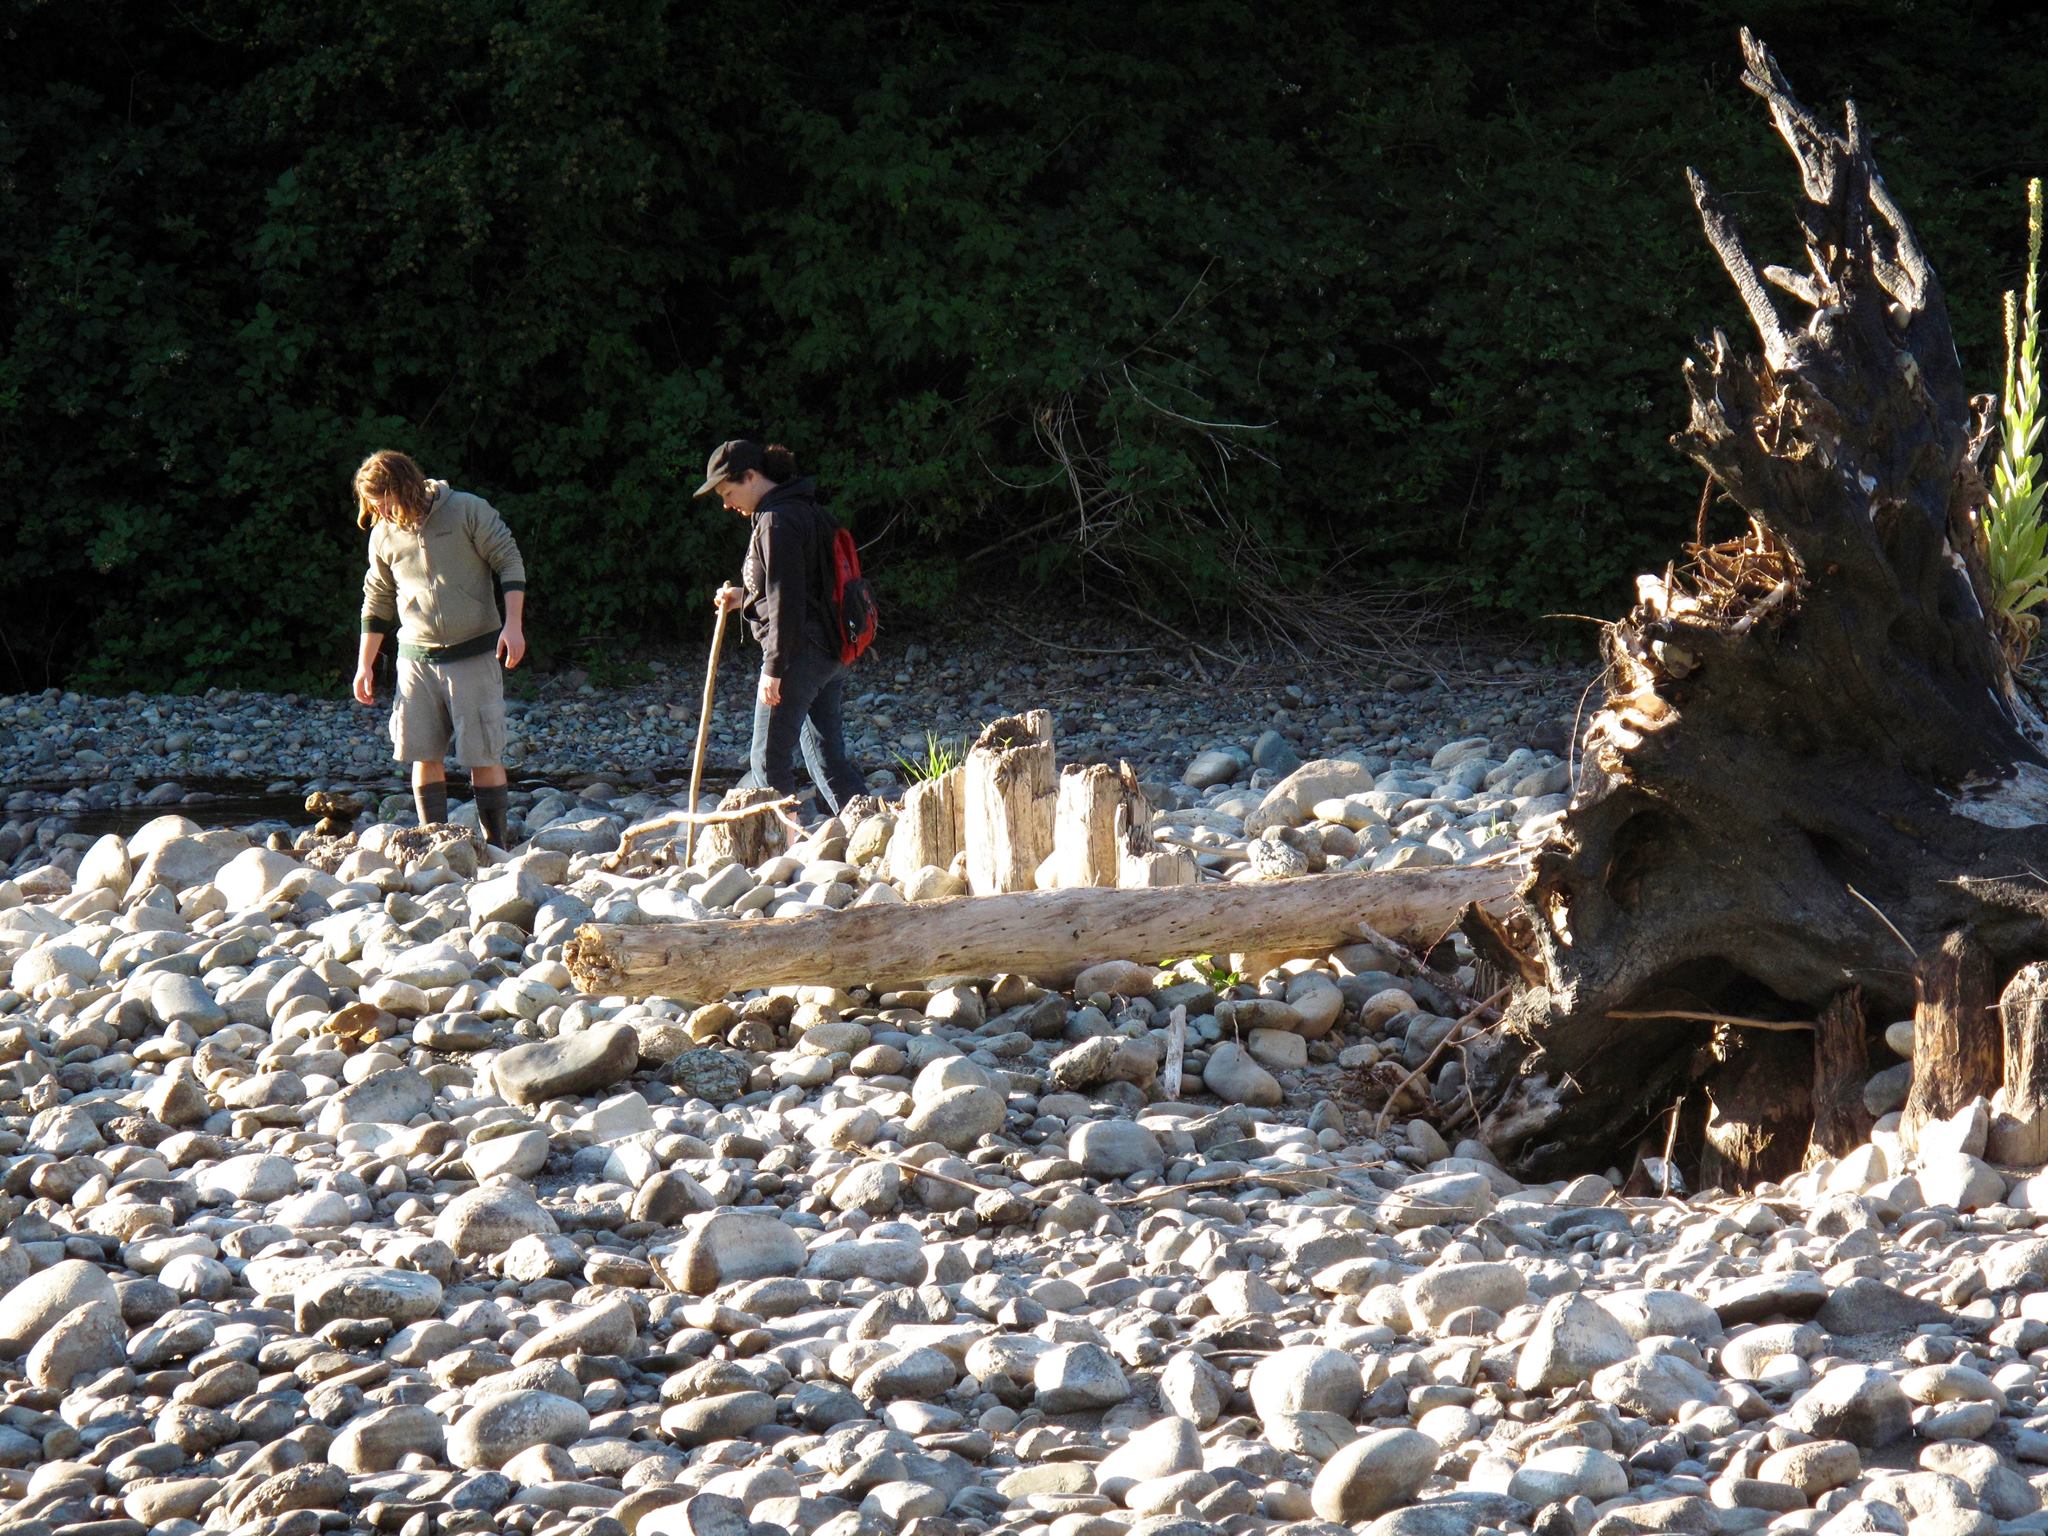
[[360, 481, 526, 662]]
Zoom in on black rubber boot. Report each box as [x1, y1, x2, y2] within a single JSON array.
[[474, 783, 510, 848], [414, 780, 449, 827]]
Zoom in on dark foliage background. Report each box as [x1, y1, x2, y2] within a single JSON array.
[[1, 0, 2038, 690]]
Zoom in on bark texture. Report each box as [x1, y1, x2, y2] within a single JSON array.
[[1807, 987, 1874, 1164], [1700, 1030, 1813, 1191], [692, 787, 789, 871], [1901, 929, 1999, 1152], [1470, 32, 2048, 1178]]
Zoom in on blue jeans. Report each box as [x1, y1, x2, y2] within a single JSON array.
[[742, 648, 866, 813]]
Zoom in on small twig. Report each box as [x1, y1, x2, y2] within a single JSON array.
[[1846, 883, 1919, 961], [1659, 1096, 1684, 1198], [1372, 988, 1510, 1140], [1606, 1008, 1815, 1033], [852, 1149, 1023, 1204], [989, 616, 1155, 657], [608, 797, 800, 870], [1110, 596, 1240, 674], [1729, 576, 1795, 636], [1103, 1156, 1464, 1208], [1352, 922, 1502, 1022]]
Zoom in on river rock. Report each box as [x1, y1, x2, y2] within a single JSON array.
[[434, 1185, 559, 1258], [668, 1210, 808, 1294], [1069, 1120, 1164, 1180], [904, 1084, 1006, 1150], [24, 1297, 126, 1389], [294, 1266, 444, 1332], [1312, 1429, 1440, 1521], [448, 1389, 591, 1469], [1202, 1042, 1281, 1106], [0, 1259, 121, 1356], [495, 1022, 639, 1104], [1790, 1365, 1913, 1448], [1032, 1342, 1129, 1412], [1517, 1292, 1635, 1391]]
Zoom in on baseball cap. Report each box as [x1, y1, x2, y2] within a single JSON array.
[[693, 439, 763, 497]]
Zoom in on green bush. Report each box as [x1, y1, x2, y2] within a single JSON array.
[[0, 0, 2035, 691]]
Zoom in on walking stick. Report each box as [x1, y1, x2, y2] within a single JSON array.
[[683, 592, 733, 870]]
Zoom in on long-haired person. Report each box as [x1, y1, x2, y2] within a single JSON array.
[[695, 439, 865, 815], [352, 450, 526, 847]]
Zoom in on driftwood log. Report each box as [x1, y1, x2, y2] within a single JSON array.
[[1471, 32, 2048, 1179], [566, 865, 1514, 1000], [690, 787, 790, 871]]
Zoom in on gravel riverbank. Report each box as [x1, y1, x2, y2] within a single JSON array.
[[5, 632, 2035, 1536], [1, 627, 1584, 836]]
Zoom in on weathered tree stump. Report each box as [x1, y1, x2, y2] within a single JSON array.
[[1807, 988, 1874, 1164], [964, 711, 1056, 895], [693, 786, 788, 871], [1992, 963, 2048, 1163], [1042, 762, 1144, 890], [1469, 32, 2048, 1179], [1117, 811, 1198, 889], [885, 765, 966, 885], [1902, 929, 1998, 1152], [1700, 1031, 1813, 1190]]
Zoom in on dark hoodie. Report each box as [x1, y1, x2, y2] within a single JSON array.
[[740, 477, 839, 678]]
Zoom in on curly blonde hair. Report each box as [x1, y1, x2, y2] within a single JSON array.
[[354, 449, 432, 533]]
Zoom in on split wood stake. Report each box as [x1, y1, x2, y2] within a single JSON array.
[[1163, 1005, 1186, 1101], [683, 595, 733, 871]]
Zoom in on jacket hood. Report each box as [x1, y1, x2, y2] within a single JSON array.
[[756, 476, 819, 513]]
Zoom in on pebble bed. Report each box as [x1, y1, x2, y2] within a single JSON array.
[[3, 642, 2040, 1536], [0, 632, 1580, 831]]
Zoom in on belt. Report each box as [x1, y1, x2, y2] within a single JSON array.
[[397, 632, 497, 664]]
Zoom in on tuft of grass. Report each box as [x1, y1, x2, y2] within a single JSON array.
[[1162, 953, 1245, 990], [1985, 178, 2048, 667], [895, 730, 967, 784]]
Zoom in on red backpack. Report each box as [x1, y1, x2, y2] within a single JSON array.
[[829, 526, 878, 665]]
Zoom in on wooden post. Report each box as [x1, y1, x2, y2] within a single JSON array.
[[885, 765, 966, 884], [1806, 986, 1874, 1165], [963, 711, 1056, 895], [1901, 928, 1998, 1152], [1991, 962, 2048, 1164], [1046, 762, 1146, 889], [1115, 800, 1197, 889], [566, 864, 1516, 999], [1699, 1030, 1812, 1190]]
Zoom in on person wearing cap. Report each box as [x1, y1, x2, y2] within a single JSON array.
[[695, 439, 866, 815], [353, 449, 526, 847]]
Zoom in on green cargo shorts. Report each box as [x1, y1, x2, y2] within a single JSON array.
[[390, 652, 508, 768]]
